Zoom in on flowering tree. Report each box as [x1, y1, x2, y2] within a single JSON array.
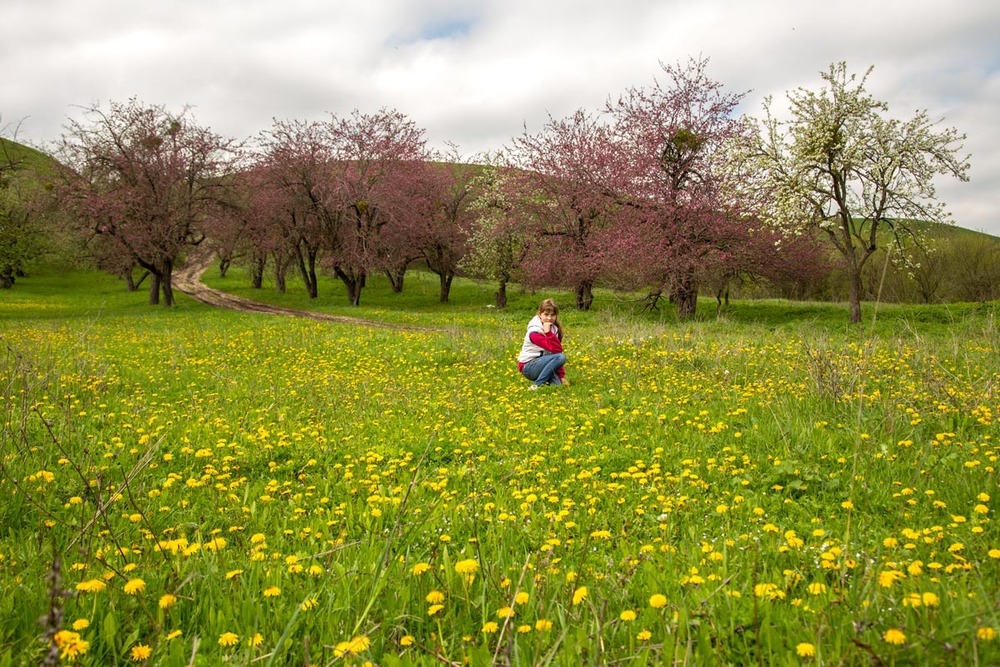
[[325, 109, 429, 306], [605, 58, 754, 317], [56, 99, 238, 306], [0, 136, 46, 289], [510, 110, 623, 310], [461, 156, 528, 309], [746, 62, 970, 322]]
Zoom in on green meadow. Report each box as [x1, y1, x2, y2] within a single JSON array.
[[1, 265, 998, 666]]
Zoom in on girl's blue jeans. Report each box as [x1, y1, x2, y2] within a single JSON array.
[[521, 353, 566, 386]]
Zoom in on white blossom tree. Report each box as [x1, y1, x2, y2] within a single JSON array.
[[747, 62, 970, 322]]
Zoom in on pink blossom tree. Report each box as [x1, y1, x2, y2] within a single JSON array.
[[56, 99, 237, 306]]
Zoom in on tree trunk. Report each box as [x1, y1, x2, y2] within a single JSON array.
[[295, 245, 319, 299], [847, 267, 863, 324], [386, 266, 405, 293], [494, 280, 508, 309], [148, 272, 161, 305], [439, 272, 454, 303], [219, 256, 231, 278], [250, 254, 266, 289], [673, 275, 698, 319], [574, 281, 594, 311]]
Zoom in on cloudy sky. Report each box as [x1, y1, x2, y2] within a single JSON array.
[[4, 0, 999, 233]]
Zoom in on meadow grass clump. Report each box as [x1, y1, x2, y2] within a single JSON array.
[[0, 266, 997, 665]]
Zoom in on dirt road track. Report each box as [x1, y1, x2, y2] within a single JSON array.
[[173, 251, 437, 331]]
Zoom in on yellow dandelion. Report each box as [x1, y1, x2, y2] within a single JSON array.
[[130, 644, 152, 661], [514, 591, 530, 605], [977, 627, 996, 641], [620, 610, 637, 622], [225, 569, 243, 580], [649, 594, 667, 609], [262, 586, 281, 597], [218, 632, 239, 647], [428, 604, 444, 616], [496, 606, 514, 619], [517, 624, 532, 634], [454, 559, 479, 575], [572, 586, 588, 605], [75, 579, 106, 593], [333, 635, 371, 657], [71, 619, 89, 631], [248, 633, 263, 647], [411, 562, 431, 576], [301, 597, 319, 611], [425, 590, 445, 604], [123, 578, 145, 595], [158, 594, 177, 609], [399, 635, 415, 647], [166, 630, 182, 640], [883, 628, 906, 645], [535, 619, 553, 632], [637, 629, 652, 641], [482, 622, 499, 634], [807, 583, 827, 595], [921, 592, 940, 607], [796, 642, 815, 657]]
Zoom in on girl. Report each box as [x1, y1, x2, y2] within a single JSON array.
[[517, 298, 568, 388]]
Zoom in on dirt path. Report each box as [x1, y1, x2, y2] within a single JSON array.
[[173, 251, 438, 331]]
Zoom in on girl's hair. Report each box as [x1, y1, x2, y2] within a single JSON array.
[[537, 298, 564, 340]]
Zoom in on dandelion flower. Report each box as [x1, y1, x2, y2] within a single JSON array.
[[496, 606, 514, 619], [411, 562, 431, 576], [124, 578, 145, 595], [333, 635, 371, 657], [620, 610, 637, 622], [482, 622, 499, 634], [882, 628, 906, 645], [535, 619, 553, 632], [248, 633, 263, 647], [637, 629, 652, 641], [425, 590, 445, 604], [159, 594, 177, 609], [428, 604, 444, 616], [400, 635, 415, 647], [218, 632, 239, 647], [75, 579, 106, 593], [649, 594, 667, 609], [225, 570, 243, 580], [166, 630, 182, 640], [71, 619, 90, 631], [514, 591, 530, 605], [301, 597, 319, 611], [977, 627, 996, 641], [572, 586, 588, 605], [796, 642, 815, 657], [130, 644, 152, 661], [454, 559, 479, 575], [262, 586, 281, 597]]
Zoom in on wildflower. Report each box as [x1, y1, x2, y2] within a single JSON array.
[[400, 635, 415, 647], [248, 633, 263, 647], [796, 642, 815, 657], [166, 630, 182, 640], [882, 628, 906, 645], [301, 597, 319, 611], [218, 632, 239, 647], [637, 629, 652, 641], [75, 579, 106, 593], [455, 559, 479, 575], [572, 586, 588, 605], [411, 562, 431, 576], [841, 501, 854, 510], [124, 578, 145, 595], [159, 594, 177, 609], [496, 606, 514, 619], [514, 591, 530, 605], [649, 594, 667, 609], [71, 619, 89, 631], [428, 604, 444, 616], [517, 624, 532, 634], [333, 635, 371, 657], [807, 583, 827, 595], [989, 549, 1000, 559], [426, 590, 445, 604], [262, 586, 281, 597], [921, 592, 940, 607], [53, 630, 90, 660], [226, 569, 243, 580], [482, 622, 499, 634], [977, 627, 996, 641], [620, 610, 637, 622], [130, 644, 152, 661]]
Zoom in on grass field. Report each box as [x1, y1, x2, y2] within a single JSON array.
[[1, 264, 998, 666]]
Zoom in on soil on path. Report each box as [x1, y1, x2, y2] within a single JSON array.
[[173, 251, 437, 331]]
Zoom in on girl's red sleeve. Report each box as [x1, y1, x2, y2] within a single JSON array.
[[528, 331, 563, 353]]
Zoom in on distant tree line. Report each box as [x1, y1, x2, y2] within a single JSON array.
[[1, 59, 976, 321]]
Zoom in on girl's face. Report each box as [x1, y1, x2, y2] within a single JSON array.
[[539, 309, 557, 325]]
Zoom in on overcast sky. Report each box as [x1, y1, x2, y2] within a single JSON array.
[[3, 0, 999, 233]]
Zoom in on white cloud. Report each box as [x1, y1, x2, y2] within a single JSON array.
[[2, 0, 998, 232]]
